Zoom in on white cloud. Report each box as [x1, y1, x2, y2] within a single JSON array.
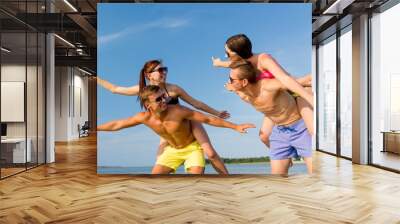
[[99, 17, 190, 44]]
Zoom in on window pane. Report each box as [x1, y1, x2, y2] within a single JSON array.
[[317, 35, 337, 154], [340, 27, 352, 158], [27, 31, 38, 169], [1, 30, 27, 177]]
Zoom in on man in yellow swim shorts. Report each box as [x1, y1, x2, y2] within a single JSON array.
[[98, 85, 255, 174], [156, 141, 204, 173]]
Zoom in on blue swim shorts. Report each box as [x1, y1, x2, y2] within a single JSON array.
[[269, 119, 312, 160]]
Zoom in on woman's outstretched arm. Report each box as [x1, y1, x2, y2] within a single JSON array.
[[97, 76, 140, 96], [211, 56, 231, 68], [173, 84, 230, 119]]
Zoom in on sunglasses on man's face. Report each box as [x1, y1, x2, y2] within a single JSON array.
[[153, 93, 168, 104], [151, 66, 168, 74], [229, 76, 242, 83]]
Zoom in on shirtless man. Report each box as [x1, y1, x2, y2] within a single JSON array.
[[98, 85, 255, 174], [227, 61, 312, 175]]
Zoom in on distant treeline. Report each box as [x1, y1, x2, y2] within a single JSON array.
[[205, 156, 302, 164]]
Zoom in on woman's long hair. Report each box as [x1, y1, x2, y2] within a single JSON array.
[[138, 59, 161, 108]]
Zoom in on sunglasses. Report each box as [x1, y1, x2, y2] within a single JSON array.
[[153, 93, 169, 104], [151, 66, 168, 74], [225, 50, 231, 58], [228, 76, 242, 83]]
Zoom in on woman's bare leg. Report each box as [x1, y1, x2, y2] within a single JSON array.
[[150, 138, 169, 174], [259, 116, 275, 148], [296, 88, 314, 135], [295, 88, 313, 174], [156, 137, 168, 159], [191, 121, 228, 174]]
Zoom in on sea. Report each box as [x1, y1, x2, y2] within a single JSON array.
[[98, 163, 307, 175]]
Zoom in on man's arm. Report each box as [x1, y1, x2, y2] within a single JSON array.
[[97, 112, 146, 131], [178, 106, 255, 133]]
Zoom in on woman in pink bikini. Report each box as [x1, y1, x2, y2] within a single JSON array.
[[212, 34, 313, 148]]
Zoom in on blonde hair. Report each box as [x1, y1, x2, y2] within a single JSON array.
[[229, 60, 257, 84], [139, 85, 161, 109]]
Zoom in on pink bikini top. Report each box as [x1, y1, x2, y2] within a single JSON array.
[[256, 70, 275, 81]]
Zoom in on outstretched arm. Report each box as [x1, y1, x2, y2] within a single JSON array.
[[211, 56, 231, 68], [179, 106, 255, 133], [174, 85, 230, 119], [259, 54, 314, 106], [97, 112, 146, 131], [97, 77, 140, 96]]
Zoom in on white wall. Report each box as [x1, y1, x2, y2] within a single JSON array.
[[55, 66, 69, 141], [1, 63, 46, 163], [55, 67, 89, 141], [1, 65, 28, 138]]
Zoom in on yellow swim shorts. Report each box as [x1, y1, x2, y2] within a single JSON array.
[[156, 141, 205, 171]]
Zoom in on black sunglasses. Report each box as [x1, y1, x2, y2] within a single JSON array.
[[225, 50, 231, 58], [151, 66, 168, 74], [154, 93, 168, 104], [229, 76, 241, 83]]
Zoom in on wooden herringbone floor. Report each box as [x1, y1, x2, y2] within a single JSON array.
[[1, 135, 400, 224]]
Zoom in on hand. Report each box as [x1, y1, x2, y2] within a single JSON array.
[[218, 110, 230, 119], [211, 56, 224, 67], [235, 123, 256, 133], [96, 76, 107, 86], [224, 83, 235, 92]]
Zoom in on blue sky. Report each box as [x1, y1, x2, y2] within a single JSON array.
[[97, 3, 311, 167]]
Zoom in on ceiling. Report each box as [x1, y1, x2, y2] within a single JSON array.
[[0, 0, 392, 73]]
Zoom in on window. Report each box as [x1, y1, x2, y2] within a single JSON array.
[[339, 26, 352, 158], [370, 2, 400, 171], [317, 35, 337, 154]]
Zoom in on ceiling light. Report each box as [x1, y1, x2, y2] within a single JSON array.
[[322, 0, 355, 15], [1, 47, 11, 53], [78, 67, 93, 76], [54, 34, 75, 48], [63, 0, 78, 12]]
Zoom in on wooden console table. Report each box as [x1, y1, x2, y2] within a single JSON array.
[[1, 138, 32, 163], [381, 131, 400, 154]]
